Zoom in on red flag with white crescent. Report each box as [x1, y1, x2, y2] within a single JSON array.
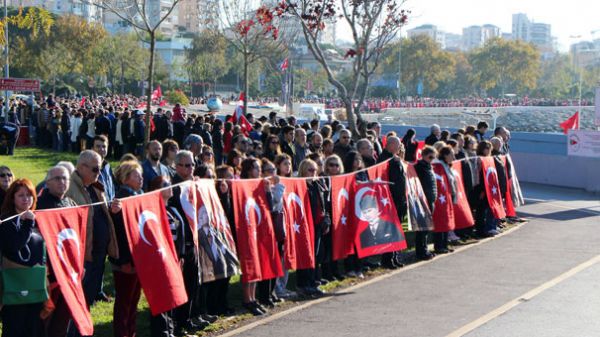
[[280, 178, 316, 270], [79, 97, 86, 107], [501, 156, 517, 217], [231, 179, 282, 282], [195, 179, 240, 282], [450, 161, 475, 229], [330, 174, 356, 261], [36, 206, 93, 336], [431, 163, 455, 232], [480, 156, 507, 219], [351, 181, 407, 258], [415, 141, 426, 162], [121, 192, 188, 315], [367, 159, 390, 182]]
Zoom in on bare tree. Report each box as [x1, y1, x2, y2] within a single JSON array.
[[272, 0, 407, 136], [86, 0, 182, 143], [218, 0, 292, 114]]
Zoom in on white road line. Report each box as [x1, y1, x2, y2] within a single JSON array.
[[444, 254, 600, 337]]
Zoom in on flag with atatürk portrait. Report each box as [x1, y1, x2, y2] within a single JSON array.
[[351, 181, 407, 258], [195, 179, 239, 283], [405, 163, 434, 231]]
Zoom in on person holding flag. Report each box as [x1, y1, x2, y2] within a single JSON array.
[[414, 146, 438, 260], [0, 179, 45, 337]]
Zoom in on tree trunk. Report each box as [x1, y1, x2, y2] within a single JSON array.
[[120, 62, 125, 95], [343, 98, 357, 138], [145, 32, 155, 146], [243, 52, 248, 115]]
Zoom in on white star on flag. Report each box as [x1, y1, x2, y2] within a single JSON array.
[[439, 195, 446, 204], [341, 215, 347, 225], [157, 247, 166, 258], [294, 222, 300, 233], [492, 186, 497, 195], [71, 271, 79, 284], [381, 197, 390, 207]]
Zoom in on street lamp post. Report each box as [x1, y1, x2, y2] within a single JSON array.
[[3, 0, 9, 123]]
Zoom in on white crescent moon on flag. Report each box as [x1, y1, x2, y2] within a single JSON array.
[[245, 198, 262, 225], [138, 210, 158, 246], [57, 228, 80, 264], [287, 192, 305, 219], [337, 187, 349, 210], [354, 187, 375, 221], [486, 167, 496, 182]]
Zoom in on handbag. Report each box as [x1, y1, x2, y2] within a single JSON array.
[[2, 243, 49, 306]]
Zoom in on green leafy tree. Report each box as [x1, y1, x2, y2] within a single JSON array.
[[469, 38, 540, 96], [382, 36, 455, 96], [185, 30, 230, 96], [166, 89, 190, 105]]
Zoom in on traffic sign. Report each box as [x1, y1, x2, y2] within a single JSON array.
[[0, 78, 40, 91]]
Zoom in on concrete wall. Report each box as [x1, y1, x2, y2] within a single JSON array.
[[379, 124, 600, 193]]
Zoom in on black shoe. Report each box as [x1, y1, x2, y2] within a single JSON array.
[[416, 253, 435, 261], [271, 295, 284, 303], [333, 273, 345, 281], [310, 287, 326, 297], [95, 292, 113, 303], [242, 302, 265, 316], [191, 316, 209, 330], [382, 260, 398, 269], [447, 247, 455, 253], [434, 249, 450, 254], [201, 314, 218, 323], [393, 259, 405, 268], [319, 278, 329, 285], [259, 298, 275, 308]]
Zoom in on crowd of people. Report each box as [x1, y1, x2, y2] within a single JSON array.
[[0, 93, 526, 337]]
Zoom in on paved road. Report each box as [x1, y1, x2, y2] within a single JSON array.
[[220, 183, 600, 337]]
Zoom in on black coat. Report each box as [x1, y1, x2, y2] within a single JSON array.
[[0, 216, 45, 267], [424, 133, 439, 146], [414, 159, 437, 212], [109, 186, 139, 266], [378, 150, 407, 220]]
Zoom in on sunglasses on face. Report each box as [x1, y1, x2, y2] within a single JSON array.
[[177, 163, 195, 168], [0, 173, 13, 178], [84, 163, 100, 173]]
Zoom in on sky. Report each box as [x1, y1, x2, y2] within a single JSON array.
[[342, 0, 600, 52]]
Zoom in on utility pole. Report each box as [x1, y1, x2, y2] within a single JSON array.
[[397, 31, 402, 100], [3, 0, 9, 122]]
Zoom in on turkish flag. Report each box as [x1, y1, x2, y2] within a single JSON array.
[[231, 179, 282, 282], [159, 100, 167, 107], [279, 178, 315, 270], [415, 141, 426, 162], [195, 180, 240, 282], [330, 174, 356, 260], [559, 111, 579, 134], [501, 156, 517, 217], [352, 181, 407, 258], [79, 97, 86, 108], [367, 159, 390, 181], [226, 107, 252, 136], [121, 192, 188, 315], [450, 161, 475, 229], [404, 163, 433, 231], [151, 85, 163, 100], [178, 180, 199, 249], [480, 156, 507, 219], [431, 163, 455, 232], [36, 207, 93, 336]]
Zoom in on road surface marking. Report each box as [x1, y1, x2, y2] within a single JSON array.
[[524, 198, 600, 216], [218, 224, 526, 337], [444, 254, 600, 337]]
